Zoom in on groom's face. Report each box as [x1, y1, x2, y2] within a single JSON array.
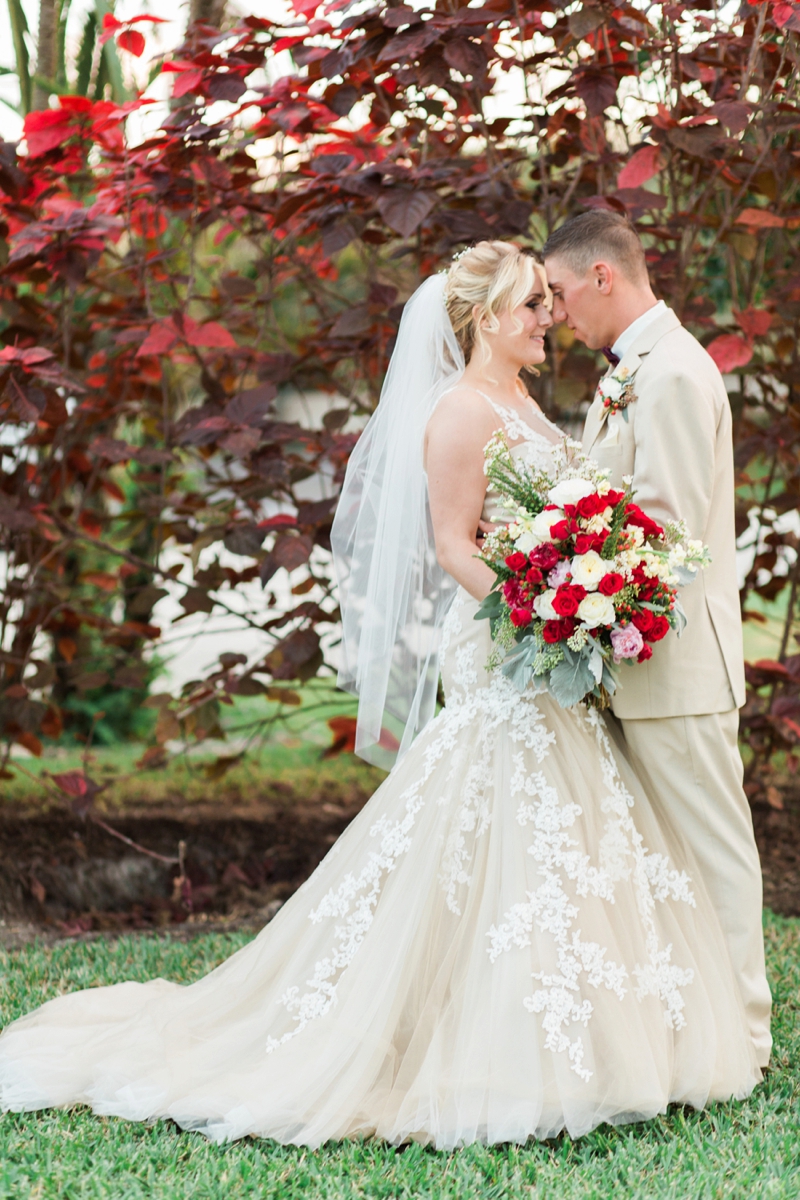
[[543, 256, 611, 351]]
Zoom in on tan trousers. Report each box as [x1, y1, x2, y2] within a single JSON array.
[[620, 709, 772, 1068]]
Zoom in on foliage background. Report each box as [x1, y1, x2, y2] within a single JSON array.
[[0, 0, 798, 816]]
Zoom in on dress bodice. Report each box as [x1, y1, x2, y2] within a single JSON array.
[[478, 394, 564, 525]]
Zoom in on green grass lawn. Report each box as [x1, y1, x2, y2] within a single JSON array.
[[0, 912, 798, 1199]]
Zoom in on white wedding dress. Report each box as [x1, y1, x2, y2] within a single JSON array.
[[0, 406, 761, 1148]]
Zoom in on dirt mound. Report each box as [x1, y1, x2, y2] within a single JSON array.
[[0, 792, 368, 942], [1, 784, 797, 946]]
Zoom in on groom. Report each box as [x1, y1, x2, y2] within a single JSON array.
[[542, 210, 772, 1069]]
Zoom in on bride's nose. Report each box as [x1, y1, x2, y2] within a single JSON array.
[[538, 306, 554, 330]]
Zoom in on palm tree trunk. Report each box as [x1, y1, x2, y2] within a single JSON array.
[[190, 0, 226, 27], [33, 0, 59, 109]]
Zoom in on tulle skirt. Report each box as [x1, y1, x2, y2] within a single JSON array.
[[0, 590, 761, 1147]]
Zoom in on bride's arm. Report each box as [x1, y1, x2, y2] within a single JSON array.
[[425, 392, 498, 602]]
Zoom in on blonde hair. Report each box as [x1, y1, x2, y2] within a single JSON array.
[[443, 241, 547, 368]]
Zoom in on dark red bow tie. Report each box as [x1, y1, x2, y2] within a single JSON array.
[[601, 346, 620, 367]]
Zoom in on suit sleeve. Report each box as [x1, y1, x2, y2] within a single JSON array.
[[631, 370, 718, 539]]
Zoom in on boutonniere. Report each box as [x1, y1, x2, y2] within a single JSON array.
[[596, 365, 638, 424]]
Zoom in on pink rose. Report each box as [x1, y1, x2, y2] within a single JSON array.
[[610, 624, 644, 663]]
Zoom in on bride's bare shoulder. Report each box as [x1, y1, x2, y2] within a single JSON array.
[[427, 385, 493, 439]]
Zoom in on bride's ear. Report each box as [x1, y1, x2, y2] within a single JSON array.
[[472, 303, 485, 330]]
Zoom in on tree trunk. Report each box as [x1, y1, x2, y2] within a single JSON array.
[[190, 0, 226, 28], [32, 0, 59, 109]]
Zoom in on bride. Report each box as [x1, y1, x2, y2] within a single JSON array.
[[0, 242, 761, 1148]]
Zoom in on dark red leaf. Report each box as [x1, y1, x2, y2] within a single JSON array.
[[137, 320, 178, 356], [734, 308, 772, 339], [117, 29, 146, 56], [51, 770, 90, 797], [184, 319, 237, 349], [735, 208, 785, 229], [706, 334, 753, 373], [574, 69, 618, 118], [617, 145, 663, 189], [377, 190, 436, 238], [173, 70, 205, 98]]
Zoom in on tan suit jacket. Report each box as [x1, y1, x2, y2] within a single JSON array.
[[583, 307, 745, 719]]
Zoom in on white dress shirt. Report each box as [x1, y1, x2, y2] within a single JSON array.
[[611, 299, 667, 361]]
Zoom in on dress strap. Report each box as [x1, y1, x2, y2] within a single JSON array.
[[470, 388, 559, 446]]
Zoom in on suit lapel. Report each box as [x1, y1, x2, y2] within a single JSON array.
[[583, 308, 682, 454], [584, 350, 642, 453]]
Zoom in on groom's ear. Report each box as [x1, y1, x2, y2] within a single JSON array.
[[592, 261, 614, 296]]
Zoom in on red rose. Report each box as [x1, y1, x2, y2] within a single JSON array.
[[576, 493, 603, 519], [632, 609, 655, 633], [530, 544, 559, 570], [646, 614, 670, 642], [598, 572, 625, 596], [505, 552, 528, 571], [552, 584, 587, 617], [548, 519, 572, 541], [542, 617, 576, 644], [510, 607, 533, 628], [625, 503, 664, 540], [573, 533, 593, 555], [525, 566, 543, 584], [606, 489, 626, 506], [637, 643, 653, 662]]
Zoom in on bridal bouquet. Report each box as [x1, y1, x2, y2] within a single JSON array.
[[476, 434, 710, 708]]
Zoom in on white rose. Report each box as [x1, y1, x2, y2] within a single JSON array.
[[577, 592, 616, 628], [514, 531, 536, 555], [514, 509, 563, 553], [548, 478, 595, 507], [570, 550, 606, 591], [602, 377, 623, 401], [533, 589, 559, 620], [533, 508, 563, 539]]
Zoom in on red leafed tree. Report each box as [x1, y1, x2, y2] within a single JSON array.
[[0, 0, 797, 800]]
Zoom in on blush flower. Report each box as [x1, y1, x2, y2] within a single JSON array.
[[547, 559, 571, 588], [610, 624, 644, 663]]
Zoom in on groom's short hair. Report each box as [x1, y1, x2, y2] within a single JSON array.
[[542, 211, 649, 285]]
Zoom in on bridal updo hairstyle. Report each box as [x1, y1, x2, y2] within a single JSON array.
[[443, 241, 545, 369]]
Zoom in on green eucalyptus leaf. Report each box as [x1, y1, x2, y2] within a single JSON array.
[[548, 650, 596, 708]]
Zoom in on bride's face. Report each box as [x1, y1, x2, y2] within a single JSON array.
[[479, 288, 554, 370]]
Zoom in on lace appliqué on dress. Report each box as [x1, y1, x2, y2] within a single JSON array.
[[486, 705, 696, 1083], [437, 596, 555, 916]]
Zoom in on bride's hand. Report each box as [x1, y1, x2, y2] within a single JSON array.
[[475, 519, 497, 549]]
